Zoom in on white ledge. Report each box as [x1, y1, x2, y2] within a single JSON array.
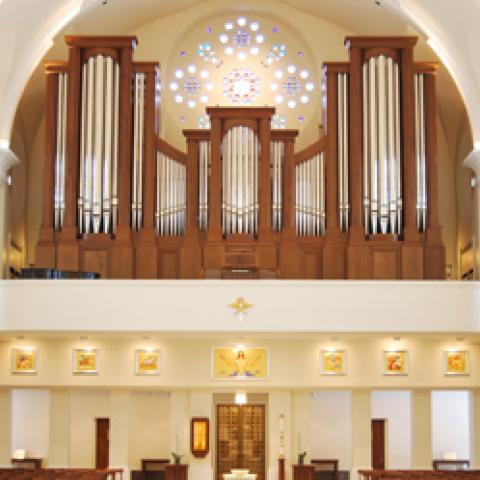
[[1, 280, 479, 333]]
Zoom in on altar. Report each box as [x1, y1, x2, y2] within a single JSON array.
[[223, 469, 257, 480]]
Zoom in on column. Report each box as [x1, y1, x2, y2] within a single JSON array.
[[109, 390, 130, 472], [258, 116, 273, 239], [471, 390, 480, 468], [463, 149, 480, 279], [352, 390, 371, 474], [0, 389, 11, 467], [49, 390, 70, 467], [189, 391, 213, 480], [170, 391, 190, 461], [292, 392, 311, 463], [269, 391, 291, 480], [0, 145, 19, 278], [411, 389, 432, 468]]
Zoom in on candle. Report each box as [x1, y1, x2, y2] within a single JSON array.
[[279, 414, 285, 433]]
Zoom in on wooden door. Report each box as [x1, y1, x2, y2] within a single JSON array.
[[95, 418, 110, 469], [371, 419, 386, 469], [216, 404, 265, 480]]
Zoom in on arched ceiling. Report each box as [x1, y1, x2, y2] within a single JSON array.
[[7, 0, 470, 164]]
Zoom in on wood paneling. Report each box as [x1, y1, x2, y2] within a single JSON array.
[[216, 404, 265, 480], [371, 419, 386, 470], [95, 418, 110, 470]]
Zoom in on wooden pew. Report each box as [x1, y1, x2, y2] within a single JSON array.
[[0, 468, 123, 480], [358, 470, 480, 480]]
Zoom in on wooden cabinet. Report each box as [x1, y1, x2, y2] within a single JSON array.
[[292, 465, 315, 480], [165, 464, 188, 480]]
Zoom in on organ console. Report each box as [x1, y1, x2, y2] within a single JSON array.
[[35, 35, 445, 279]]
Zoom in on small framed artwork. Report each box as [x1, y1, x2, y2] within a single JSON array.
[[73, 349, 98, 375], [191, 417, 209, 458], [320, 350, 347, 375], [444, 350, 469, 376], [11, 348, 38, 375], [212, 347, 269, 380], [383, 350, 408, 375], [135, 349, 161, 376]]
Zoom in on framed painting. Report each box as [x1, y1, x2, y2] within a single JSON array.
[[135, 349, 161, 375], [320, 350, 347, 375], [11, 348, 38, 375], [191, 417, 209, 458], [383, 350, 408, 375], [212, 347, 269, 379], [444, 350, 469, 376], [73, 348, 98, 375]]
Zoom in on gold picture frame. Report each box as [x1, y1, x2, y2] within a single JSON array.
[[135, 349, 162, 375], [11, 348, 38, 375], [383, 350, 408, 375], [212, 347, 269, 380], [191, 417, 209, 458], [73, 349, 98, 375], [444, 350, 469, 376], [320, 349, 347, 375]]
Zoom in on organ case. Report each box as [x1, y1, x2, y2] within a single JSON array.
[[35, 35, 445, 279]]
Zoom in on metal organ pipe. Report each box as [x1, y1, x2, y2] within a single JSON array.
[[132, 72, 146, 231], [271, 141, 284, 232], [221, 126, 259, 236], [337, 73, 349, 231], [415, 73, 427, 232], [78, 54, 120, 235], [198, 141, 210, 231], [155, 153, 186, 236], [295, 153, 325, 236], [54, 72, 68, 231], [362, 55, 402, 235]]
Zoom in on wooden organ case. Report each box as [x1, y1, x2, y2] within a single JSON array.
[[35, 35, 445, 279]]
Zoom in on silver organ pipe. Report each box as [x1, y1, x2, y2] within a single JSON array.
[[337, 72, 349, 231], [78, 54, 120, 235], [198, 140, 210, 231], [54, 72, 68, 230], [295, 153, 325, 236], [363, 55, 402, 235], [415, 73, 427, 232], [222, 126, 259, 236], [271, 141, 284, 232], [155, 153, 186, 236], [132, 72, 146, 231]]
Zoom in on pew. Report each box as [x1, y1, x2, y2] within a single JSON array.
[[0, 468, 123, 480], [358, 469, 480, 480]]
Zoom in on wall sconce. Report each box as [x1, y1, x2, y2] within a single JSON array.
[[235, 391, 247, 405]]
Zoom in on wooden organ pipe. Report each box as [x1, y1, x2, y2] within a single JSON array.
[[54, 71, 68, 230], [78, 54, 120, 235], [222, 126, 259, 236], [362, 55, 401, 235], [415, 73, 427, 232]]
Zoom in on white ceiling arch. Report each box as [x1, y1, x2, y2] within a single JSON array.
[[0, 0, 479, 152]]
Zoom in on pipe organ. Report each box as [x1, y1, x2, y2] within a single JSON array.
[[36, 35, 445, 280]]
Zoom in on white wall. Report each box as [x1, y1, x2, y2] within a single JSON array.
[[371, 390, 412, 468], [310, 391, 352, 470], [432, 390, 471, 460], [69, 390, 110, 468], [11, 389, 50, 458], [128, 391, 170, 470], [2, 280, 480, 334]]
